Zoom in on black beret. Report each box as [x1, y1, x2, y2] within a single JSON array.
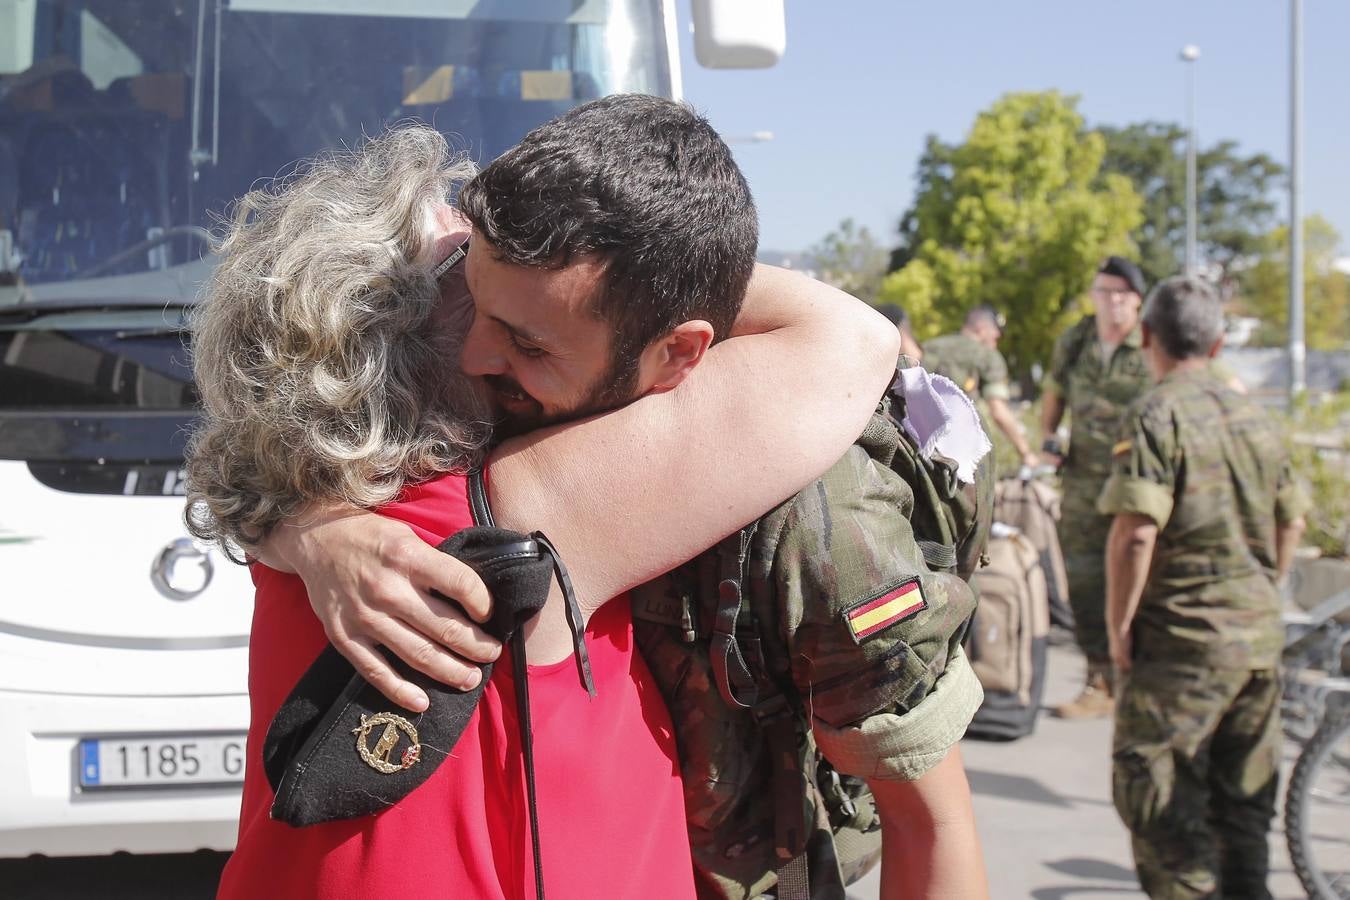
[[263, 526, 558, 826], [1098, 256, 1147, 299]]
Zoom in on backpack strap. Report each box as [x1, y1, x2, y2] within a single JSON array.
[[1053, 316, 1093, 390], [916, 539, 959, 570], [709, 524, 849, 900], [710, 526, 761, 709]]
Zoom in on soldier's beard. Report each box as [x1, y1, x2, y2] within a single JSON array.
[[485, 351, 642, 439]]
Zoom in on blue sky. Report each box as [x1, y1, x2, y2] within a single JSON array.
[[674, 1, 1349, 257]]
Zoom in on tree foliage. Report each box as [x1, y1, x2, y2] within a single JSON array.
[[880, 91, 1143, 377], [1239, 215, 1350, 350], [805, 218, 889, 304], [1096, 122, 1285, 288]]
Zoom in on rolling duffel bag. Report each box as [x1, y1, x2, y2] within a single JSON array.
[[964, 527, 1050, 740], [993, 476, 1073, 631]]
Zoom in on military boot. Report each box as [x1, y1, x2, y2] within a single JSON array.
[[1052, 664, 1114, 719]]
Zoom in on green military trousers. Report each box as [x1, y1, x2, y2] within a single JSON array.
[[1112, 663, 1282, 900], [1058, 477, 1112, 665]]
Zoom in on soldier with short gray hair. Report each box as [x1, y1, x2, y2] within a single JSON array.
[[1097, 275, 1309, 898]]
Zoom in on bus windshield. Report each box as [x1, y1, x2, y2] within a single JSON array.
[[0, 0, 671, 308]]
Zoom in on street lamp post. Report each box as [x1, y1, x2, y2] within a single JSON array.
[[1180, 44, 1201, 277], [1289, 0, 1306, 401]]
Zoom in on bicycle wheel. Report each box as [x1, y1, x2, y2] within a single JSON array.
[[1286, 709, 1350, 899]]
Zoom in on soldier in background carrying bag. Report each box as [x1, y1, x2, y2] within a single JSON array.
[[632, 361, 994, 899]]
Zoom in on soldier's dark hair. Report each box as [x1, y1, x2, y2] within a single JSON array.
[[1142, 276, 1223, 360], [965, 304, 1005, 331], [458, 94, 758, 401]]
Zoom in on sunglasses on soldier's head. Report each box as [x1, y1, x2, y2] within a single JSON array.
[[432, 238, 470, 282]]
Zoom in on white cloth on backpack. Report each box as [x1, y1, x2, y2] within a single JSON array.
[[897, 366, 993, 484]]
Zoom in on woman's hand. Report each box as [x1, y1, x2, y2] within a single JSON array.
[[262, 507, 501, 712]]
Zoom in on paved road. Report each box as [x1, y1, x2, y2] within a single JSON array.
[[848, 638, 1314, 899], [2, 639, 1327, 898]]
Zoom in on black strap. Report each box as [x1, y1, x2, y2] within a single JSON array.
[[511, 627, 545, 900], [468, 466, 495, 527], [466, 466, 597, 896], [709, 527, 760, 709], [531, 531, 595, 698], [469, 468, 593, 696]]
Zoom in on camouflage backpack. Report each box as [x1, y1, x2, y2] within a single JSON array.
[[631, 360, 993, 899]]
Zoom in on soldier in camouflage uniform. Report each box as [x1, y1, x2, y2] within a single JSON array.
[[1040, 256, 1152, 718], [924, 305, 1039, 471], [1097, 276, 1308, 899], [632, 386, 990, 898]]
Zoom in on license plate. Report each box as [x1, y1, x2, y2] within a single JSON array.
[[78, 735, 247, 789]]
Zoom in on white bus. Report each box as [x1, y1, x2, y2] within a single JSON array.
[[0, 0, 781, 859]]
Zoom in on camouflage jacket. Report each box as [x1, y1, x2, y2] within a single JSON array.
[[922, 332, 1011, 402], [1097, 367, 1311, 669], [1043, 316, 1150, 487], [631, 413, 984, 899]]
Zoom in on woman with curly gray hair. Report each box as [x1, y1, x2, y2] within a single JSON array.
[[190, 120, 898, 898], [185, 126, 489, 556]]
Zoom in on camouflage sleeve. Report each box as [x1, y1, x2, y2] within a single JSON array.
[[1095, 402, 1177, 528], [766, 447, 982, 782], [1274, 455, 1312, 525], [1042, 326, 1074, 397], [979, 347, 1011, 402], [812, 647, 981, 781]]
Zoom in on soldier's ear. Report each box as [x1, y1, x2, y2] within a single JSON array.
[[639, 320, 715, 394], [1206, 335, 1224, 359]]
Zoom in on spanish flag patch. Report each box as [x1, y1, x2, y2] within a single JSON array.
[[843, 577, 927, 644], [1112, 439, 1133, 457]]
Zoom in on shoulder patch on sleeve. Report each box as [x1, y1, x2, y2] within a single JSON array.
[[963, 376, 977, 394], [843, 577, 927, 644], [1112, 439, 1133, 457]]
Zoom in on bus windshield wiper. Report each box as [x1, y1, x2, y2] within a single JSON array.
[[111, 325, 191, 340]]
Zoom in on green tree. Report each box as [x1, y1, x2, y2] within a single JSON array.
[[1239, 215, 1350, 351], [880, 91, 1143, 378], [806, 218, 889, 304], [1096, 122, 1285, 288]]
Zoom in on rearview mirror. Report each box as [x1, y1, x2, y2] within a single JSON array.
[[691, 0, 785, 69]]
